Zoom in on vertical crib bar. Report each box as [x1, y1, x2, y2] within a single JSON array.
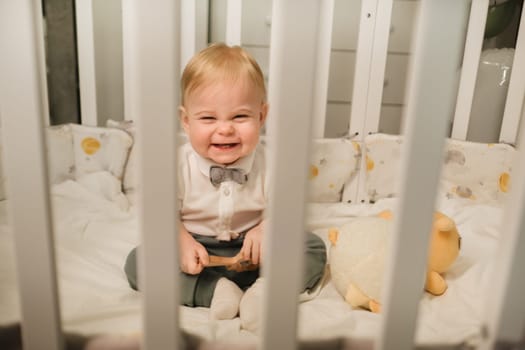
[[311, 0, 334, 139], [122, 0, 135, 121], [363, 0, 393, 136], [499, 3, 525, 145], [226, 0, 242, 46], [125, 1, 181, 349], [349, 0, 379, 140], [75, 0, 98, 126], [377, 1, 469, 350], [481, 90, 525, 349], [352, 0, 394, 204], [0, 1, 63, 349], [451, 0, 489, 141], [345, 0, 380, 203], [195, 0, 210, 52], [262, 1, 321, 349], [181, 0, 196, 70]]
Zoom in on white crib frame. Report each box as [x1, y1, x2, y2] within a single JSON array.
[[1, 0, 525, 349]]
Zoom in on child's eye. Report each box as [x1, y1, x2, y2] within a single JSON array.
[[199, 116, 216, 121], [233, 114, 249, 120]]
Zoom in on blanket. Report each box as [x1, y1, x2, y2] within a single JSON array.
[[0, 171, 500, 346]]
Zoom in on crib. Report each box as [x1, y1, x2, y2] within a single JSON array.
[[1, 0, 525, 349]]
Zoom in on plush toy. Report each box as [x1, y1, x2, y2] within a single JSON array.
[[328, 210, 461, 313]]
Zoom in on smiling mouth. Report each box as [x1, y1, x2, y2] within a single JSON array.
[[212, 143, 239, 149]]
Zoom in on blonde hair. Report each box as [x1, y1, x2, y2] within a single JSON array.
[[181, 43, 267, 105]]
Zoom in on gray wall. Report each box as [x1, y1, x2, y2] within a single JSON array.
[[43, 0, 80, 125]]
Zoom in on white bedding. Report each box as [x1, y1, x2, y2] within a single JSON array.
[[0, 172, 501, 346]]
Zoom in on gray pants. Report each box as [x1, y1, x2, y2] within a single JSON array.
[[124, 232, 326, 307]]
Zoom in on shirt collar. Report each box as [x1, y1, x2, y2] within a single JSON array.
[[191, 145, 256, 178]]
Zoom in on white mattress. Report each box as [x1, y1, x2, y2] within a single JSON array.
[[0, 172, 501, 346]]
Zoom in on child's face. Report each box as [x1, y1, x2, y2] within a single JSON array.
[[180, 77, 267, 165]]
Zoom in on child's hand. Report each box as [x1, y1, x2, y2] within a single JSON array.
[[179, 227, 209, 274], [241, 221, 264, 265]]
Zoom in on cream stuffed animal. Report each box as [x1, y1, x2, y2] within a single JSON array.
[[328, 210, 461, 313]]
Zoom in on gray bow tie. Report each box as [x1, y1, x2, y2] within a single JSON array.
[[210, 166, 248, 186]]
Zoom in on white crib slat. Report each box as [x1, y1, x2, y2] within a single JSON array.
[[352, 0, 394, 204], [346, 0, 379, 204], [75, 0, 98, 126], [122, 0, 135, 122], [451, 0, 489, 141], [499, 3, 525, 145], [363, 0, 393, 136], [311, 0, 334, 139], [378, 1, 469, 349], [0, 1, 63, 349], [482, 94, 525, 348], [195, 0, 210, 53], [262, 1, 322, 348], [349, 0, 379, 140], [125, 1, 181, 349], [181, 0, 196, 70], [226, 0, 242, 46]]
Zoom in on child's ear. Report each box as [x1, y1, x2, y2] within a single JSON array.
[[260, 103, 269, 124], [179, 106, 190, 133]]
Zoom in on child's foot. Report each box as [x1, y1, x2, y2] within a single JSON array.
[[209, 278, 243, 320], [239, 277, 264, 332]]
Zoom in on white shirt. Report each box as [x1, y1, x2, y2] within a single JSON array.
[[178, 142, 267, 240]]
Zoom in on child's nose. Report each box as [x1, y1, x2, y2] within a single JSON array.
[[217, 120, 234, 134]]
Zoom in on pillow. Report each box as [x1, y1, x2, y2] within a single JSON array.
[[76, 171, 130, 211], [307, 138, 360, 202], [71, 124, 133, 182], [363, 133, 516, 204], [106, 119, 188, 205], [106, 119, 137, 200], [440, 140, 515, 202], [363, 133, 403, 202], [45, 124, 75, 184], [0, 124, 76, 200], [107, 120, 360, 203]]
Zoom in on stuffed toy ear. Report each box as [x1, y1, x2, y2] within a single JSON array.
[[434, 215, 454, 232]]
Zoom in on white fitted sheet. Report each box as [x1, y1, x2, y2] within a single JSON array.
[[0, 173, 500, 347]]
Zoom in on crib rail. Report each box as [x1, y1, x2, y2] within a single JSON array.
[[1, 0, 525, 349], [181, 0, 197, 69], [499, 5, 525, 145], [452, 0, 525, 145], [77, 0, 525, 147], [124, 1, 182, 349], [261, 1, 326, 347], [378, 2, 469, 348], [311, 0, 335, 139], [0, 1, 62, 349], [451, 0, 490, 141], [351, 0, 394, 139], [346, 0, 394, 203], [483, 92, 525, 348], [75, 0, 98, 127], [225, 0, 242, 46]]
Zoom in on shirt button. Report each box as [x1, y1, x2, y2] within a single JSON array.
[[223, 188, 230, 196]]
